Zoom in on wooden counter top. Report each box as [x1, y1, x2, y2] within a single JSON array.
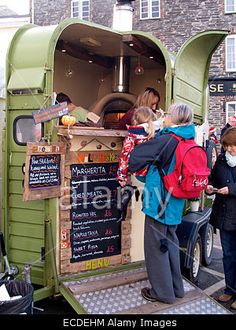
[[56, 126, 127, 137]]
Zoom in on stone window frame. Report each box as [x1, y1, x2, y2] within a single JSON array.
[[226, 35, 236, 72], [71, 0, 90, 21], [140, 0, 160, 20], [226, 101, 236, 123], [224, 0, 236, 13]]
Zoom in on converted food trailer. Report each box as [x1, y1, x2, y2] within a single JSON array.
[[1, 18, 229, 314]]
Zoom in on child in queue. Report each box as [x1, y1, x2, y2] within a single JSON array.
[[117, 106, 164, 187]]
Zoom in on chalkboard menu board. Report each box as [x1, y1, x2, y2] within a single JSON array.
[[23, 142, 66, 201], [29, 154, 61, 188], [70, 163, 121, 263]]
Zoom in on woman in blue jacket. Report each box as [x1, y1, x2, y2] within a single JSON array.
[[129, 103, 195, 304]]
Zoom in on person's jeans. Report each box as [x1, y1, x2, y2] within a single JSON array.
[[220, 229, 236, 295]]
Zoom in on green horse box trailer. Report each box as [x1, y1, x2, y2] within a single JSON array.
[[1, 18, 230, 314]]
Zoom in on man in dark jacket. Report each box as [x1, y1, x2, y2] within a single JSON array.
[[220, 116, 236, 153], [206, 127, 236, 310], [221, 116, 236, 137]]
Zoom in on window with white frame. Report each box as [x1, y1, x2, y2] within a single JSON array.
[[225, 0, 236, 13], [226, 35, 236, 72], [226, 101, 236, 123], [140, 0, 160, 19], [71, 0, 90, 21]]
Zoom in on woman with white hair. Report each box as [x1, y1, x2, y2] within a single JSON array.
[[129, 103, 194, 304]]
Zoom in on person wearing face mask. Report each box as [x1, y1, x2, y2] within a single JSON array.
[[205, 127, 236, 310]]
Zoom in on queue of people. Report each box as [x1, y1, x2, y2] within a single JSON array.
[[128, 103, 194, 304], [57, 88, 236, 309], [116, 94, 236, 309]]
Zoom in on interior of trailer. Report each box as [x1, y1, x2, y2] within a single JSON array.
[[53, 24, 167, 129]]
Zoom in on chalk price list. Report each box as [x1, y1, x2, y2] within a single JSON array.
[[70, 163, 121, 262], [29, 154, 61, 188]]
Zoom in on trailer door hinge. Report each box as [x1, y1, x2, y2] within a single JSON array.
[[44, 66, 53, 71], [41, 247, 46, 261], [171, 68, 176, 76]]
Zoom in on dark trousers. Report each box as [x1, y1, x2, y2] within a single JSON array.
[[220, 229, 236, 295], [144, 215, 184, 304]]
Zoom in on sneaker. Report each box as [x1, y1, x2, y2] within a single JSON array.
[[231, 301, 236, 310], [217, 294, 233, 302], [141, 287, 158, 302]]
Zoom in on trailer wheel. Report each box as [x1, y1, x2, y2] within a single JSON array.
[[201, 224, 213, 266], [184, 234, 202, 283]]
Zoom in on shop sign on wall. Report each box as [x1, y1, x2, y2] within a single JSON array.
[[209, 79, 236, 96]]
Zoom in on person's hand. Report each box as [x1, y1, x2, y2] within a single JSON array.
[[228, 116, 236, 127], [217, 186, 229, 195], [205, 185, 214, 194], [156, 108, 165, 119], [119, 180, 127, 187]]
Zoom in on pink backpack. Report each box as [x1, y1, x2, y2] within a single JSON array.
[[163, 134, 210, 199]]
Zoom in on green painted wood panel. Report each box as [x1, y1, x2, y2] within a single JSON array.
[[9, 180, 24, 194], [9, 95, 45, 111], [10, 152, 26, 166], [173, 30, 228, 122], [10, 222, 44, 238], [8, 67, 45, 91], [10, 208, 44, 224], [9, 166, 23, 180], [9, 249, 41, 264], [9, 235, 43, 252], [9, 194, 45, 210]]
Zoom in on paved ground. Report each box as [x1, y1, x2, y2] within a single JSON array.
[[1, 229, 234, 315], [33, 230, 236, 315], [196, 231, 236, 314]]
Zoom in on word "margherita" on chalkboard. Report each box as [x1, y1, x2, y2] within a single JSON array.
[[29, 154, 61, 188]]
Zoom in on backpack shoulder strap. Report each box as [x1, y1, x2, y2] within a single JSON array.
[[169, 132, 184, 142], [155, 133, 181, 178]]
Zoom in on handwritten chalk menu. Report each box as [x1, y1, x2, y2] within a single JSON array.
[[29, 154, 61, 188], [23, 142, 66, 201], [70, 163, 121, 263]]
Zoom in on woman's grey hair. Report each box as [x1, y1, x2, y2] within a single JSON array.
[[169, 103, 193, 125]]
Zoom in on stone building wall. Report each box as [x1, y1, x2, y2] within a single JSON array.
[[33, 0, 236, 134], [33, 0, 116, 27], [90, 0, 116, 27], [33, 0, 71, 26]]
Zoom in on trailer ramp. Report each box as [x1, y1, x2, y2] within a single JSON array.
[[60, 266, 230, 314]]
